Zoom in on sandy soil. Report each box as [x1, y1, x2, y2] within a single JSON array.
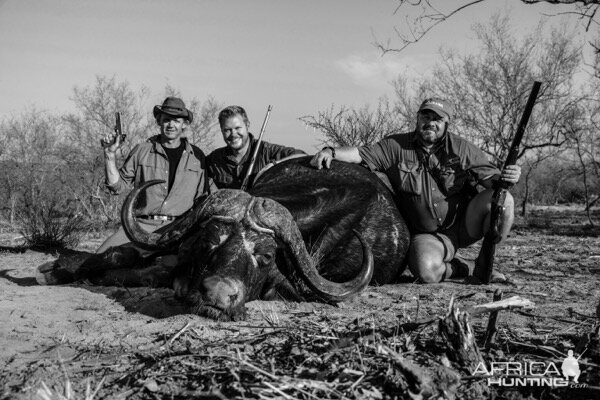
[[1, 209, 599, 399]]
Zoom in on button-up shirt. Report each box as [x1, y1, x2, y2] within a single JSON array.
[[106, 135, 210, 217], [358, 131, 500, 233], [208, 133, 305, 189]]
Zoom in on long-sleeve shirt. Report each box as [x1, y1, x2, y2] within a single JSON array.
[[207, 133, 305, 189], [106, 135, 210, 217], [358, 131, 500, 233]]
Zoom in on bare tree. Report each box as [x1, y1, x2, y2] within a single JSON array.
[[299, 98, 405, 147], [518, 147, 564, 215], [392, 14, 584, 168], [0, 109, 88, 247], [560, 92, 600, 223], [59, 76, 152, 222], [2, 107, 63, 164], [306, 12, 595, 211], [0, 108, 63, 224], [376, 0, 600, 54], [65, 75, 152, 157], [0, 108, 65, 213]]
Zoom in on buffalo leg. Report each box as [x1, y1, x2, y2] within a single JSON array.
[[37, 245, 175, 287]]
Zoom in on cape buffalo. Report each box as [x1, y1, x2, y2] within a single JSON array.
[[121, 156, 410, 320]]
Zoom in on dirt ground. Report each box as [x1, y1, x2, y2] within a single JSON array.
[[1, 206, 599, 399]]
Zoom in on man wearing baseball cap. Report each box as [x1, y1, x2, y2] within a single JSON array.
[[310, 97, 521, 284]]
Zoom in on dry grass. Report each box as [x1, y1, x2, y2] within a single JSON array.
[[2, 206, 600, 399], [13, 298, 598, 400]]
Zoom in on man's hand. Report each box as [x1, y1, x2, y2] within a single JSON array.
[[101, 129, 123, 155], [500, 165, 521, 184], [102, 128, 123, 187], [310, 149, 334, 169]]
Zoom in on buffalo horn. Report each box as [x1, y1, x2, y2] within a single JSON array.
[[250, 198, 374, 302]]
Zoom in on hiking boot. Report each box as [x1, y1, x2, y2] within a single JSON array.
[[447, 255, 475, 279], [449, 255, 508, 284], [470, 250, 508, 284], [464, 270, 508, 284]]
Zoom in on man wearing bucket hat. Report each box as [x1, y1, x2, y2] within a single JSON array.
[[208, 105, 305, 189], [97, 96, 212, 254], [35, 97, 214, 285], [310, 98, 521, 284]]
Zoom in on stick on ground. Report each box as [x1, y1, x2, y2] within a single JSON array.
[[484, 289, 503, 350]]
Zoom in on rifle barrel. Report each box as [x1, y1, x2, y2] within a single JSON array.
[[240, 105, 273, 191], [504, 81, 542, 168], [479, 81, 542, 284]]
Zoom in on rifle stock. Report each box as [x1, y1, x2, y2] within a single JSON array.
[[477, 81, 542, 284]]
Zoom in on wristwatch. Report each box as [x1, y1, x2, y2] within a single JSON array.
[[322, 146, 336, 159]]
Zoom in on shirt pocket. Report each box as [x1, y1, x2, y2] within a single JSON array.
[[397, 161, 422, 195], [138, 160, 166, 183], [185, 162, 201, 178], [136, 161, 167, 206], [182, 154, 204, 178]]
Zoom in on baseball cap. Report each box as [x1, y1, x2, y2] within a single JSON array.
[[418, 98, 453, 120]]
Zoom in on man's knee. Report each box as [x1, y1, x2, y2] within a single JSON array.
[[412, 261, 446, 283], [408, 235, 446, 283], [466, 189, 516, 239]]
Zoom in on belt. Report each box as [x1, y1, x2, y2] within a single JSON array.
[[137, 215, 176, 221]]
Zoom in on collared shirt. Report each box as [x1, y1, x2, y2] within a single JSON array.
[[106, 135, 210, 217], [358, 131, 500, 233], [207, 133, 305, 189]]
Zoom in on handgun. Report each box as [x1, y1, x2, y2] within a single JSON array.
[[101, 112, 126, 147]]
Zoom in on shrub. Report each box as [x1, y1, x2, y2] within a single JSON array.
[[17, 203, 89, 250], [16, 172, 90, 250]]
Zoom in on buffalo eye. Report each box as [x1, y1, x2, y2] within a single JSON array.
[[254, 253, 274, 266], [204, 228, 227, 248]]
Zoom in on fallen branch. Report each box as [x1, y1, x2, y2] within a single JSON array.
[[166, 321, 192, 346], [568, 307, 598, 320], [465, 295, 535, 316]]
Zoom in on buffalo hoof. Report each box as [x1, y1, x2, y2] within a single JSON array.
[[35, 251, 94, 285], [36, 261, 76, 285]]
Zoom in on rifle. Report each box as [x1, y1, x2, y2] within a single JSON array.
[[240, 105, 273, 191], [477, 81, 542, 284], [101, 112, 126, 147]]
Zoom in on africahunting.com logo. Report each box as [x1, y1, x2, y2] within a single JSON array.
[[472, 350, 587, 388]]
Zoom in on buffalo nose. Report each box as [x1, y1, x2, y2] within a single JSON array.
[[202, 276, 242, 308]]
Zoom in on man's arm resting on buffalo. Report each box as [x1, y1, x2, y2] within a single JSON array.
[[310, 147, 362, 169], [263, 141, 306, 161]]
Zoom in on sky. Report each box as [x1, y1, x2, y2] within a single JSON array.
[[0, 0, 592, 153]]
